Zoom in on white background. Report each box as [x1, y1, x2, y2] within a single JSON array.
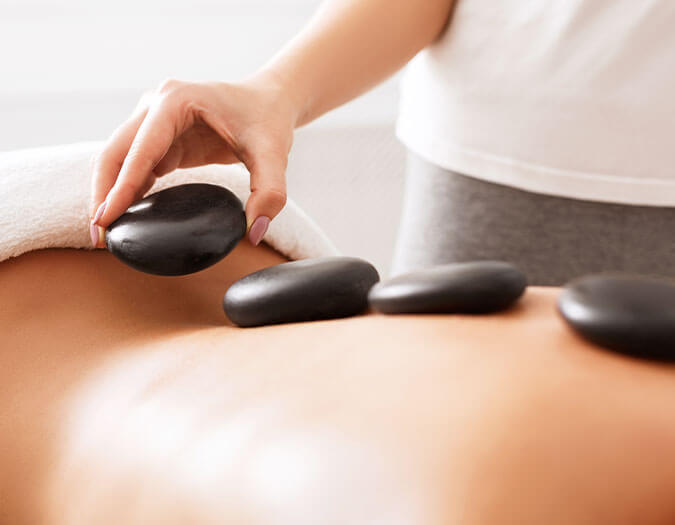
[[0, 0, 407, 274]]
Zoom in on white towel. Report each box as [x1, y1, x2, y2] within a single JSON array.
[[0, 141, 339, 264]]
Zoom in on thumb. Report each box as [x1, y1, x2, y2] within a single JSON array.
[[244, 150, 288, 246]]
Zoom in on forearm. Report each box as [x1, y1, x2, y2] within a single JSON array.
[[252, 0, 455, 128]]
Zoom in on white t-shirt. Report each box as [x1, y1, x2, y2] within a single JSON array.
[[396, 0, 675, 206]]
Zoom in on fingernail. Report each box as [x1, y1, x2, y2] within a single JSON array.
[[90, 222, 99, 248], [98, 225, 106, 248], [93, 199, 107, 224], [248, 216, 270, 246]]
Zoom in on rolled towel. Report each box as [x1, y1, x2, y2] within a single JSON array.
[[0, 141, 339, 264]]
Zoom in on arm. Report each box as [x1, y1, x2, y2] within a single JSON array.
[[257, 0, 454, 128], [89, 0, 454, 246]]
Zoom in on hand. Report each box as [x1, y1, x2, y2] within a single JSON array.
[[89, 75, 296, 248]]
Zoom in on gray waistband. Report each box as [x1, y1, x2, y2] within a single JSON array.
[[390, 152, 675, 286]]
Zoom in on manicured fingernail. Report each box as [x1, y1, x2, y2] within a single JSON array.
[[97, 225, 106, 248], [90, 221, 99, 247], [93, 200, 107, 224], [248, 216, 270, 246]]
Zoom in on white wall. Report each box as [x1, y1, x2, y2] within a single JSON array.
[[0, 0, 406, 274]]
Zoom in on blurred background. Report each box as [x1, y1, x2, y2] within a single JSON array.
[[0, 0, 407, 274]]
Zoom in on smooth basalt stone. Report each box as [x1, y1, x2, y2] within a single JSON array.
[[223, 256, 380, 327], [557, 274, 675, 361], [368, 261, 527, 314], [105, 183, 246, 276]]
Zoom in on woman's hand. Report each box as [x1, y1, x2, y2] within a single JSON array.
[[89, 74, 297, 247]]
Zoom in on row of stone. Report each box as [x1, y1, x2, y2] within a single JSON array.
[[104, 183, 675, 362], [223, 257, 527, 325], [223, 256, 675, 363]]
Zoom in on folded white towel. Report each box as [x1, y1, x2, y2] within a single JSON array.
[[0, 141, 339, 264]]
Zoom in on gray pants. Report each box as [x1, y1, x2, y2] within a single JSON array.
[[391, 152, 675, 286]]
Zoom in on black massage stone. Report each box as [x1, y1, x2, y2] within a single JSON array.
[[368, 261, 527, 314], [105, 183, 246, 276], [557, 274, 675, 361], [223, 256, 380, 327]]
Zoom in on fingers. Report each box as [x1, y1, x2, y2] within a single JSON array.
[[152, 142, 185, 177], [195, 82, 292, 246], [243, 149, 288, 246], [90, 108, 148, 218], [93, 100, 179, 229]]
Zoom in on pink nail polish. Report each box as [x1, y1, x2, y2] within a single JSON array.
[[90, 221, 99, 248], [93, 200, 107, 224], [248, 216, 270, 246]]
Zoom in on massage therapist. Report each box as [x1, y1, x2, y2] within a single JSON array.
[[89, 0, 675, 285]]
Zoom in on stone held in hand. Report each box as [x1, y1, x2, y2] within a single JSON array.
[[557, 274, 675, 361], [105, 183, 246, 276], [223, 256, 380, 327], [368, 261, 528, 314]]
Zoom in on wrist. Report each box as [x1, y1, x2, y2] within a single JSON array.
[[246, 65, 311, 129]]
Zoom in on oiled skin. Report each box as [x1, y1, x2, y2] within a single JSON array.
[[1, 245, 675, 524]]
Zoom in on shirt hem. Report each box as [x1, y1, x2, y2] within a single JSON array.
[[396, 118, 675, 208]]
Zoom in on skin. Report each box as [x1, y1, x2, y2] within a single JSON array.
[[88, 0, 457, 245], [2, 246, 675, 524]]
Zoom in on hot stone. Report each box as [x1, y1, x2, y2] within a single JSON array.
[[368, 261, 527, 314], [557, 274, 675, 361], [105, 183, 246, 276], [223, 256, 380, 327]]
